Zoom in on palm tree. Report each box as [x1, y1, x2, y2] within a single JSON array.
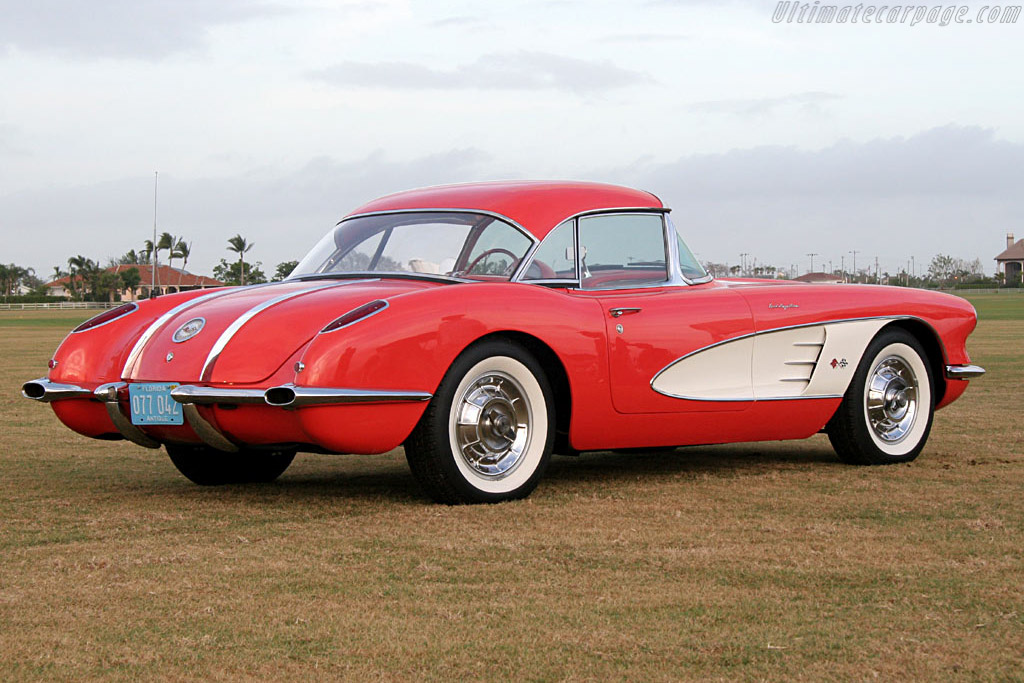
[[227, 234, 254, 285], [50, 266, 66, 295], [175, 239, 191, 287], [141, 241, 154, 265], [67, 255, 88, 299], [157, 231, 175, 270], [8, 265, 32, 294], [80, 258, 100, 300]]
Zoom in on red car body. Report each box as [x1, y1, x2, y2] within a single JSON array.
[[24, 181, 984, 502]]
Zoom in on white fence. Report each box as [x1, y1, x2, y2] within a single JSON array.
[[0, 301, 122, 311], [937, 288, 1024, 295]]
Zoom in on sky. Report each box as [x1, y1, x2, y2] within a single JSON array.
[[1, 0, 1022, 280]]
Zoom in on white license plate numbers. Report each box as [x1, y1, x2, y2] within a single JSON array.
[[129, 383, 183, 425]]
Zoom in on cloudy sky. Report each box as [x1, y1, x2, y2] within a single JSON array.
[[1, 0, 1022, 280]]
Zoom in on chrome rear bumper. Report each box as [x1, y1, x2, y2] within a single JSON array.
[[94, 382, 160, 449], [945, 364, 986, 380], [168, 384, 432, 452], [24, 378, 432, 454], [262, 385, 432, 408], [170, 384, 432, 409]]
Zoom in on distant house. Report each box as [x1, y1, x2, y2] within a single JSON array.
[[995, 233, 1024, 285], [44, 264, 223, 301], [794, 272, 844, 284]]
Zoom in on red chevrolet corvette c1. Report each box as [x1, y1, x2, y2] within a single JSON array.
[[23, 181, 984, 503]]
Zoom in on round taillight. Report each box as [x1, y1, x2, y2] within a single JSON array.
[[72, 303, 139, 333], [320, 300, 388, 334]]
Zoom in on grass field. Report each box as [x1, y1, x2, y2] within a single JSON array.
[[1, 294, 1021, 680]]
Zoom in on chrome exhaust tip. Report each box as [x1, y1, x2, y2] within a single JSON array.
[[22, 382, 47, 400], [264, 386, 297, 407], [21, 378, 91, 402]]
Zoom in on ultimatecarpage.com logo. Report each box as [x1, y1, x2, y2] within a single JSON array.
[[772, 2, 1020, 25]]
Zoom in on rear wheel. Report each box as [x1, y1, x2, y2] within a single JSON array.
[[827, 329, 934, 465], [405, 340, 554, 504], [166, 445, 295, 485]]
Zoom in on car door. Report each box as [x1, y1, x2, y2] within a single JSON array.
[[574, 213, 755, 414]]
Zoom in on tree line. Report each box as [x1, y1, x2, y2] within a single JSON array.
[[700, 253, 1010, 288], [3, 233, 299, 301]]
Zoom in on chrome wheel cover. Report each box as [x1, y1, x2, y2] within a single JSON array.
[[866, 355, 918, 444], [452, 370, 532, 478]]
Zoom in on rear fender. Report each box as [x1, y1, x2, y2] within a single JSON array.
[[295, 283, 608, 446], [48, 290, 228, 386]]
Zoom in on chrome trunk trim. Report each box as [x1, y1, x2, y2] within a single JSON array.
[[945, 364, 986, 380], [200, 280, 370, 382], [21, 378, 91, 402], [121, 287, 245, 378], [93, 382, 161, 449]]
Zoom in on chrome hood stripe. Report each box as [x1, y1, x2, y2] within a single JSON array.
[[199, 280, 374, 382]]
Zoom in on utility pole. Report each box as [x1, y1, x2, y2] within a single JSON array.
[[849, 250, 859, 283], [840, 255, 846, 282], [807, 253, 818, 274], [874, 256, 879, 284]]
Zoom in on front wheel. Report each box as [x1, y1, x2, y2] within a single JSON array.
[[827, 329, 934, 465], [405, 340, 554, 504], [166, 445, 296, 485]]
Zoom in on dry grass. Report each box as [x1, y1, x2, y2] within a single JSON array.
[[1, 296, 1021, 681]]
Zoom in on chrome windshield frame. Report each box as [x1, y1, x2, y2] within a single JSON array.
[[287, 208, 539, 284]]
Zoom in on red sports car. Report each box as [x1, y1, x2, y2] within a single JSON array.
[[23, 181, 984, 503]]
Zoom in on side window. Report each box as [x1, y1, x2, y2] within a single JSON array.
[[579, 214, 668, 289], [521, 220, 576, 280]]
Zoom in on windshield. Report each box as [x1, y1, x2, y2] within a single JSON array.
[[290, 212, 534, 281]]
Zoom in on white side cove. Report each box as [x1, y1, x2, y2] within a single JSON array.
[[651, 318, 892, 401]]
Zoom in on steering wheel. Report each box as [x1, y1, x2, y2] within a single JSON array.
[[463, 248, 519, 276]]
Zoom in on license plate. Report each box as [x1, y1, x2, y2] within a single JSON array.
[[129, 383, 183, 425]]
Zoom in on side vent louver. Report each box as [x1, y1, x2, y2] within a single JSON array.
[[752, 326, 826, 398]]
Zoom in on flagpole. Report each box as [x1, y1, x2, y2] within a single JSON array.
[[152, 171, 158, 295]]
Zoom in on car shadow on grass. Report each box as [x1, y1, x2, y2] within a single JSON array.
[[121, 437, 843, 506], [545, 440, 842, 484], [169, 440, 841, 503]]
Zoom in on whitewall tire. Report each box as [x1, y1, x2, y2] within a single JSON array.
[[828, 329, 935, 465], [405, 340, 554, 504]]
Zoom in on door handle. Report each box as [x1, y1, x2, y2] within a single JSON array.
[[609, 307, 642, 318]]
